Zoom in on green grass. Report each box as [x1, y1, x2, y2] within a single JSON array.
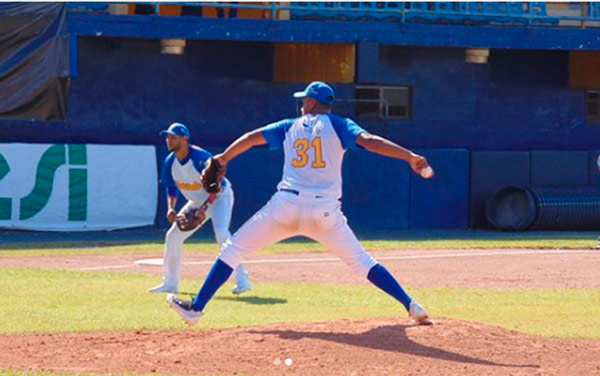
[[425, 287, 600, 338], [0, 268, 598, 339], [0, 231, 598, 257]]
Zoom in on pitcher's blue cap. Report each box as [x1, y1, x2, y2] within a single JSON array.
[[160, 122, 190, 138], [293, 81, 335, 106]]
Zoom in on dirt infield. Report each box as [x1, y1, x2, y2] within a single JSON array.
[[1, 248, 600, 375], [2, 248, 599, 288]]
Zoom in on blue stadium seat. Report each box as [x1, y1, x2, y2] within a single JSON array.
[[292, 1, 404, 21], [530, 2, 547, 15], [434, 2, 466, 13], [507, 2, 525, 16], [433, 2, 468, 21], [405, 2, 441, 21], [591, 2, 600, 18], [66, 2, 109, 13], [291, 1, 559, 24], [528, 2, 559, 24]]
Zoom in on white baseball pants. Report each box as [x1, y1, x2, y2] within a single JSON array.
[[162, 185, 248, 287], [219, 190, 378, 277]]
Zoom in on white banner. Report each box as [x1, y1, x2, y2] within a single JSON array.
[[0, 143, 157, 231]]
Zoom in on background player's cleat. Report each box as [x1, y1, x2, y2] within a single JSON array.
[[409, 300, 433, 325], [148, 283, 179, 294], [231, 279, 253, 295], [167, 294, 203, 326]]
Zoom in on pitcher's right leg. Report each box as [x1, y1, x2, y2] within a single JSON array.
[[310, 204, 431, 325]]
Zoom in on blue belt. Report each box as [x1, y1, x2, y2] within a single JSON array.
[[279, 188, 324, 199], [280, 188, 299, 195]]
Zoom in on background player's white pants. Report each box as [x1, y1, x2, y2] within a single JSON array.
[[162, 185, 248, 287], [219, 191, 378, 277]]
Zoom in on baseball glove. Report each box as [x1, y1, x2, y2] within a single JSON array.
[[175, 204, 207, 232], [201, 157, 226, 194]]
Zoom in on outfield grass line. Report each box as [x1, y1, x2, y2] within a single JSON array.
[[229, 249, 596, 265], [80, 249, 596, 271], [184, 249, 595, 265]]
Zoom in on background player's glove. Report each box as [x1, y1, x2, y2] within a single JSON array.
[[175, 205, 207, 232], [201, 157, 226, 194]]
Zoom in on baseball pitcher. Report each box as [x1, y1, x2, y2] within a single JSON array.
[[148, 122, 252, 295], [167, 82, 433, 326]]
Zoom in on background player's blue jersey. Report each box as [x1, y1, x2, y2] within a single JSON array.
[[161, 145, 230, 204]]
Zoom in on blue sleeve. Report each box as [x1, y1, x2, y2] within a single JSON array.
[[189, 146, 213, 174], [260, 119, 295, 150], [160, 153, 177, 190], [329, 114, 365, 150]]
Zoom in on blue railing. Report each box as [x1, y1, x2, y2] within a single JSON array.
[[66, 2, 600, 27]]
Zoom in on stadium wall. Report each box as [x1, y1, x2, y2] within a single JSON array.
[[4, 37, 598, 149], [2, 37, 598, 229]]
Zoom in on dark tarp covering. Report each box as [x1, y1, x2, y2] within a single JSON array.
[[0, 3, 69, 120]]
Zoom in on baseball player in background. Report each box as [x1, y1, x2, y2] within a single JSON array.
[[148, 122, 252, 295], [167, 82, 433, 326]]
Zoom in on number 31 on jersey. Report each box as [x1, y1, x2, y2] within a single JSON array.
[[292, 136, 326, 169]]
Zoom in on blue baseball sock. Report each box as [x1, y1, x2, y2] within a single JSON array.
[[191, 259, 233, 311], [367, 263, 412, 311]]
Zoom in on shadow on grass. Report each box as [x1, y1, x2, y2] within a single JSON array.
[[215, 296, 288, 305], [251, 324, 538, 369], [175, 291, 287, 306]]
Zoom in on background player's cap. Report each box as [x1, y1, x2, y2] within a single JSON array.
[[293, 81, 335, 106], [160, 122, 190, 138]]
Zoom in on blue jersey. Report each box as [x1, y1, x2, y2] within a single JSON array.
[[261, 114, 364, 199], [161, 145, 230, 204]]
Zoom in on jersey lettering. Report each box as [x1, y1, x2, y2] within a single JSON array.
[[311, 136, 326, 168], [291, 136, 326, 169], [291, 138, 310, 168]]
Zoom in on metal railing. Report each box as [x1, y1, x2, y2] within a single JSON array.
[[66, 2, 600, 28]]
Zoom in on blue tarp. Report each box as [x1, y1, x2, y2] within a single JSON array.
[[0, 2, 69, 120]]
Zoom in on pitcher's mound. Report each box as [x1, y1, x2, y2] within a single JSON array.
[[1, 318, 599, 375]]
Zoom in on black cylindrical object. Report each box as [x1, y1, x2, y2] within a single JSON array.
[[485, 187, 537, 230], [486, 186, 600, 230]]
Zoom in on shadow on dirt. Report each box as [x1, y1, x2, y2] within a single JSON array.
[[251, 324, 539, 369]]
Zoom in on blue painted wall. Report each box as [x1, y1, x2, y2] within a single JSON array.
[[341, 149, 411, 229], [3, 37, 598, 150], [531, 151, 589, 187], [67, 14, 600, 51], [1, 36, 598, 229], [470, 151, 531, 228], [355, 43, 596, 150], [411, 149, 470, 229]]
